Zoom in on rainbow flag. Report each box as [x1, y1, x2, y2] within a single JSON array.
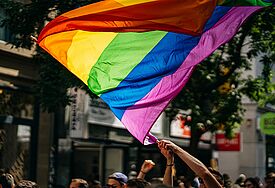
[[37, 0, 273, 144]]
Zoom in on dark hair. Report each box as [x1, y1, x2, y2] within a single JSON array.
[[208, 167, 224, 185], [15, 180, 39, 188], [71, 178, 89, 188], [235, 176, 245, 186], [149, 178, 162, 185], [126, 178, 151, 188], [0, 173, 14, 188], [223, 173, 233, 188], [153, 184, 172, 188], [0, 169, 5, 176], [91, 180, 101, 185], [244, 177, 260, 188], [265, 172, 275, 180]]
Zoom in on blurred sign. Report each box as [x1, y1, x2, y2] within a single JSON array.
[[88, 98, 125, 129], [48, 147, 56, 188], [69, 88, 88, 138], [87, 98, 163, 134], [170, 114, 211, 141], [215, 133, 241, 151], [17, 125, 30, 142], [170, 115, 191, 138], [260, 112, 275, 135]]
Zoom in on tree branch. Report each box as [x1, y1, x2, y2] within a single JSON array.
[[206, 22, 252, 92]]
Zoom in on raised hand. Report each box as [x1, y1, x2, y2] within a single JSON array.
[[140, 160, 155, 174], [158, 140, 180, 154], [158, 141, 174, 166], [137, 160, 155, 179]]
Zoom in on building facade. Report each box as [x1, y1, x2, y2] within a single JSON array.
[[217, 56, 275, 181], [0, 29, 40, 182]]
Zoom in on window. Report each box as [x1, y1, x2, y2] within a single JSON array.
[[0, 8, 11, 42]]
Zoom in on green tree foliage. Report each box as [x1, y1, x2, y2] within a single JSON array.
[[168, 6, 275, 153], [0, 0, 98, 112]]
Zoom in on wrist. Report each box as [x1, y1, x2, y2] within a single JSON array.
[[173, 146, 181, 154], [166, 163, 174, 167], [140, 170, 147, 174], [166, 158, 174, 166], [167, 158, 174, 164]]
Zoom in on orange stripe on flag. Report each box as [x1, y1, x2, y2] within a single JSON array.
[[40, 30, 77, 67], [38, 0, 217, 43]]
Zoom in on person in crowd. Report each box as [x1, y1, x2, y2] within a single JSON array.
[[107, 172, 128, 188], [0, 173, 15, 188], [254, 176, 264, 188], [223, 173, 233, 188], [206, 167, 224, 186], [176, 176, 193, 188], [244, 177, 260, 188], [137, 160, 155, 180], [149, 178, 163, 188], [70, 178, 88, 188], [15, 180, 39, 188], [128, 164, 138, 180], [152, 184, 172, 188], [264, 172, 275, 188], [192, 177, 200, 188], [88, 180, 102, 188], [0, 170, 5, 176], [176, 176, 187, 188], [157, 140, 223, 188], [126, 178, 150, 188], [233, 174, 246, 188]]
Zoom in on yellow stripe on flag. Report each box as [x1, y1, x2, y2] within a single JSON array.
[[67, 31, 117, 84]]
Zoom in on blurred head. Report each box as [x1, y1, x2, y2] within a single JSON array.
[[244, 177, 260, 188], [149, 178, 163, 188], [70, 179, 88, 188], [15, 180, 39, 188], [198, 168, 224, 188], [0, 173, 15, 188], [265, 172, 275, 188], [235, 174, 247, 187], [223, 173, 233, 188], [89, 180, 102, 188], [107, 173, 128, 188], [153, 184, 171, 188], [192, 177, 200, 188], [208, 167, 224, 186], [126, 178, 150, 188], [0, 169, 5, 176]]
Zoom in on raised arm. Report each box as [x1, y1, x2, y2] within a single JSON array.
[[137, 160, 155, 179], [158, 140, 223, 188], [158, 142, 174, 186]]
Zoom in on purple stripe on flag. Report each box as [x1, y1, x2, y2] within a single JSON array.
[[122, 67, 195, 144], [179, 6, 262, 70], [121, 6, 262, 144]]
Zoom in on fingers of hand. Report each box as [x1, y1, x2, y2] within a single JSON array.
[[145, 160, 155, 166]]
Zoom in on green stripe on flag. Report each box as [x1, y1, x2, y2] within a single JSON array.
[[87, 30, 167, 95], [219, 0, 273, 6]]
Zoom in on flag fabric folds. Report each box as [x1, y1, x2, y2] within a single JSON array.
[[37, 0, 273, 145]]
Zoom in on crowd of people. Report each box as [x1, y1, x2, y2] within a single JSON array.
[[0, 140, 275, 188]]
